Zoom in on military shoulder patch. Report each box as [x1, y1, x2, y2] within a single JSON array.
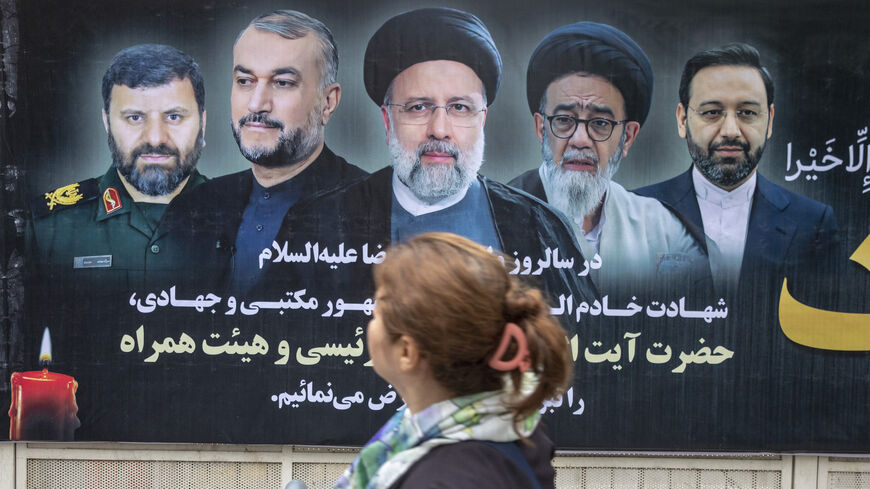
[[32, 178, 100, 218], [102, 187, 123, 214]]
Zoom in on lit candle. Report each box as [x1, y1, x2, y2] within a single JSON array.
[[8, 328, 80, 441]]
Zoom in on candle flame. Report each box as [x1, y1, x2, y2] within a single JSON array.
[[39, 327, 52, 366]]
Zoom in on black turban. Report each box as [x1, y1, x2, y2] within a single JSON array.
[[364, 7, 502, 106], [526, 22, 653, 125]]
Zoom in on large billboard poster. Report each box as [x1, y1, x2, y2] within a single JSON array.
[[1, 0, 869, 451]]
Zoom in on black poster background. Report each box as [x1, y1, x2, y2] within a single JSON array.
[[3, 0, 869, 450]]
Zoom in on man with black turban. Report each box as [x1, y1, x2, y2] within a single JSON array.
[[509, 22, 709, 296], [257, 7, 597, 333]]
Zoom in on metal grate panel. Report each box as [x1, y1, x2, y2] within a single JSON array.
[[829, 472, 870, 489], [554, 467, 782, 489], [292, 462, 348, 489], [26, 459, 281, 489]]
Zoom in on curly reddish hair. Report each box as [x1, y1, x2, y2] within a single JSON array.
[[373, 232, 573, 423]]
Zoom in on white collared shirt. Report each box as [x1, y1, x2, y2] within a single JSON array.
[[575, 207, 605, 255], [692, 166, 757, 291], [392, 171, 471, 216]]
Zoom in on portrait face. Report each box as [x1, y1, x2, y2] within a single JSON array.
[[677, 65, 775, 190], [381, 60, 487, 203], [231, 27, 337, 169], [534, 73, 639, 219], [102, 78, 205, 196]]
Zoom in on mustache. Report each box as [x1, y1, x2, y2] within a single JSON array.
[[560, 148, 599, 165], [238, 113, 285, 130], [132, 144, 179, 161], [710, 138, 750, 153], [416, 139, 459, 159]]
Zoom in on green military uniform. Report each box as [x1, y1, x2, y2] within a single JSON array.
[[30, 166, 208, 294], [29, 168, 206, 309], [26, 167, 208, 440]]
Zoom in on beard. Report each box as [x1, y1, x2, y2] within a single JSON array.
[[109, 125, 203, 197], [539, 130, 624, 221], [687, 125, 765, 188], [231, 106, 323, 169], [389, 126, 485, 204]]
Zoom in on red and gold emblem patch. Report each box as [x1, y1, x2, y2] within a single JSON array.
[[103, 187, 123, 214]]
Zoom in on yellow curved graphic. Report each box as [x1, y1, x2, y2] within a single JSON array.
[[851, 234, 870, 272], [778, 234, 870, 351]]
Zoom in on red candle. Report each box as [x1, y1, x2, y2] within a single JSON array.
[[8, 328, 81, 441], [9, 369, 80, 441]]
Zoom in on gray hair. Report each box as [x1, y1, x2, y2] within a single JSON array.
[[241, 10, 338, 90]]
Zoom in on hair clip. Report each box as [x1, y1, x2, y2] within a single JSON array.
[[488, 322, 531, 372]]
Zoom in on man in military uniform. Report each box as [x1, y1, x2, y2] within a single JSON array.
[[23, 45, 209, 441], [30, 44, 208, 294]]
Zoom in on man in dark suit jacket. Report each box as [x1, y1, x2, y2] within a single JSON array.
[[163, 10, 366, 295], [634, 43, 838, 298], [635, 44, 850, 450]]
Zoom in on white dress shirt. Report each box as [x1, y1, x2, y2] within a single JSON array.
[[692, 166, 756, 292]]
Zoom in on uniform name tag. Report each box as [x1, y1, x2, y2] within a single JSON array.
[[73, 255, 112, 269]]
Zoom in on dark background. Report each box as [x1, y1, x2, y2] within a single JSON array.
[[5, 0, 870, 450]]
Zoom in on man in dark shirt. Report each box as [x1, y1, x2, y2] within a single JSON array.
[[165, 10, 366, 295]]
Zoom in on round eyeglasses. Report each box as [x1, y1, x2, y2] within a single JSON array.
[[385, 102, 485, 127], [544, 114, 627, 142]]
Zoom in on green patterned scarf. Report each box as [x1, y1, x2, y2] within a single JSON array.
[[334, 376, 540, 489]]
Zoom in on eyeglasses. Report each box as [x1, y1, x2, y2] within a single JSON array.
[[385, 102, 485, 127], [543, 114, 627, 142], [687, 106, 768, 124]]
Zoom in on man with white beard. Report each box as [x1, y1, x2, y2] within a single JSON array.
[[510, 22, 708, 295], [259, 7, 597, 313]]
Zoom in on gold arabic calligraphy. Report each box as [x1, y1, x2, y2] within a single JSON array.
[[779, 234, 870, 350]]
